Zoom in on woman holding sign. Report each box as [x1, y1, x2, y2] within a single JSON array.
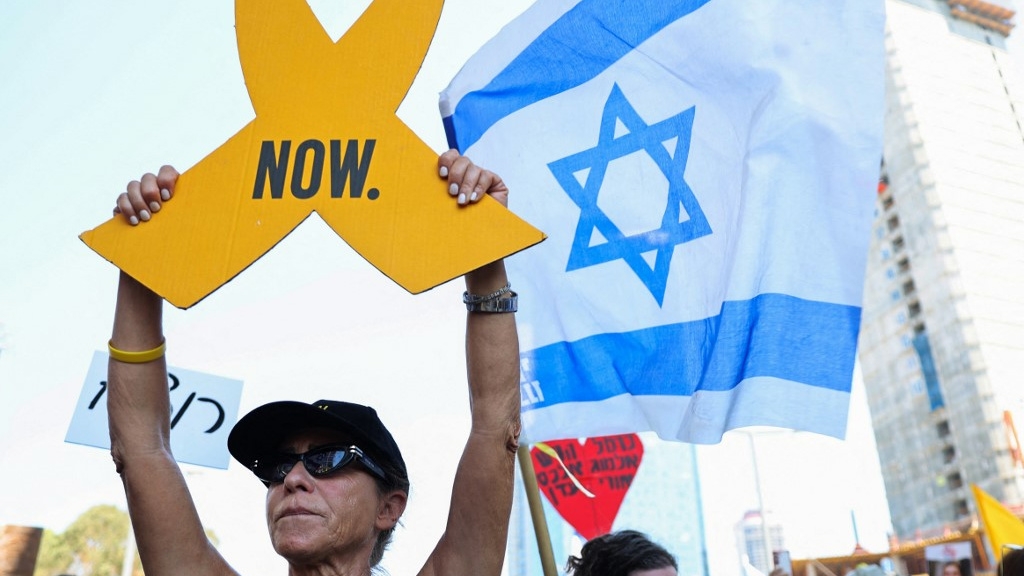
[[106, 150, 520, 576]]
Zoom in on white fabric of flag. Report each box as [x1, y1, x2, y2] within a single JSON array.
[[441, 0, 885, 444]]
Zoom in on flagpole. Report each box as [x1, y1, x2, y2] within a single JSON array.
[[517, 444, 559, 576]]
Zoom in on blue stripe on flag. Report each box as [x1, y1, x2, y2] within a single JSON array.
[[521, 294, 860, 409], [442, 114, 458, 151], [447, 0, 713, 151]]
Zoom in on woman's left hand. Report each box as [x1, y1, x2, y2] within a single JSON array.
[[438, 149, 509, 208]]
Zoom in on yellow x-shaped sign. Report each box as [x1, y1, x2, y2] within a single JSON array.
[[80, 0, 545, 309]]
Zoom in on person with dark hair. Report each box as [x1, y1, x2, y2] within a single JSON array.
[[566, 530, 678, 576], [106, 150, 521, 576], [942, 561, 963, 576], [1001, 547, 1024, 576]]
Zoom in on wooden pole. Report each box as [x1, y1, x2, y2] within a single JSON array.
[[517, 444, 559, 576]]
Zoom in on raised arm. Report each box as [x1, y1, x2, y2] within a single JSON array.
[[420, 151, 522, 576], [107, 167, 237, 576]]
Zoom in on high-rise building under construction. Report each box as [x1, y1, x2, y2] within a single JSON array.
[[859, 0, 1024, 539]]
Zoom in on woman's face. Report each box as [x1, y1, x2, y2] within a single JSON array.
[[264, 428, 392, 567], [943, 563, 962, 576]]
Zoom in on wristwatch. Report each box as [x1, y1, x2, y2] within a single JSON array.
[[464, 292, 518, 313]]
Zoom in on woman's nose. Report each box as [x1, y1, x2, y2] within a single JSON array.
[[282, 460, 314, 492]]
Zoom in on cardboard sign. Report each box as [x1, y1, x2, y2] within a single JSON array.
[[79, 0, 545, 309], [530, 434, 644, 540], [66, 351, 243, 469], [925, 543, 972, 562]]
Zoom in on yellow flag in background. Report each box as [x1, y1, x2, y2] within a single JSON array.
[[972, 484, 1024, 562]]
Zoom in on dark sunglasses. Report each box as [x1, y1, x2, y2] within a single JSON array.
[[251, 445, 386, 486]]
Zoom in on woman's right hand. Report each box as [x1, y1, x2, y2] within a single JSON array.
[[114, 165, 179, 226]]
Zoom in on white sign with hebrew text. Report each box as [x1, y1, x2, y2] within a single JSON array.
[[66, 351, 243, 469]]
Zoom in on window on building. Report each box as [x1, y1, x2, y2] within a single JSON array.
[[937, 420, 951, 438], [887, 215, 900, 231], [882, 195, 894, 211], [892, 236, 905, 252], [902, 280, 916, 295], [954, 499, 969, 518], [916, 330, 944, 411], [943, 445, 956, 464], [908, 301, 922, 318], [914, 322, 926, 335], [898, 257, 910, 273], [947, 472, 963, 490]]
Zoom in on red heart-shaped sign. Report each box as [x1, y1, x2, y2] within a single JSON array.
[[530, 434, 644, 540]]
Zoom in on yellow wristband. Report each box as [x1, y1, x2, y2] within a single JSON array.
[[108, 339, 166, 363]]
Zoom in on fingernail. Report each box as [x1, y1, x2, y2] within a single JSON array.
[[458, 192, 466, 205], [139, 210, 151, 222], [149, 202, 161, 213], [160, 188, 170, 201], [449, 183, 459, 196], [439, 166, 449, 178], [470, 191, 478, 202], [130, 216, 139, 226]]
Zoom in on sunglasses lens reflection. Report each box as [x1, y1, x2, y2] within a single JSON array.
[[306, 448, 353, 476], [272, 459, 296, 482], [256, 447, 358, 484]]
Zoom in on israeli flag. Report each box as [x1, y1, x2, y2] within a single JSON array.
[[441, 0, 884, 444]]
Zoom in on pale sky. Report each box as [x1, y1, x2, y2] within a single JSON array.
[[4, 2, 1018, 575]]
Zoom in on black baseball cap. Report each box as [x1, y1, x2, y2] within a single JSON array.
[[227, 399, 407, 482]]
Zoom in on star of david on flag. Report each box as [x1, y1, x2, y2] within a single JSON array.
[[554, 84, 708, 306], [441, 0, 885, 444]]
